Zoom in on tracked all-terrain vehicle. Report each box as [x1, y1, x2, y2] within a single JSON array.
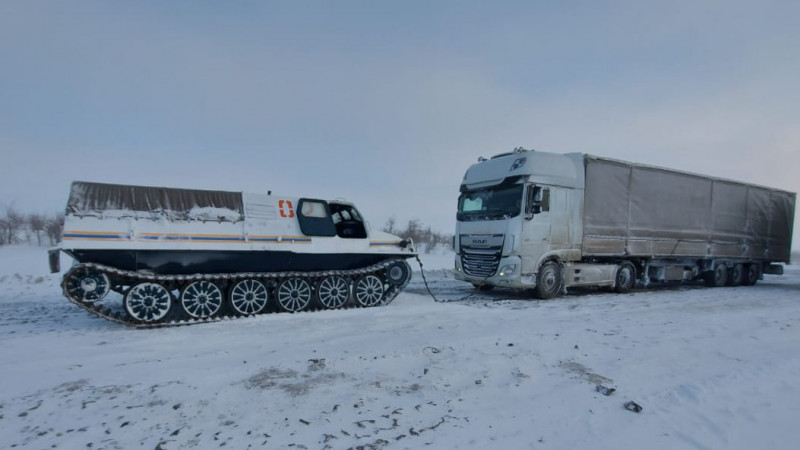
[[49, 182, 416, 327]]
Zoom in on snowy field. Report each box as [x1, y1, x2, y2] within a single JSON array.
[[1, 246, 799, 449]]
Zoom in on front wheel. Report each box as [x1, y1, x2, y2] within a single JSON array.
[[614, 262, 636, 293], [535, 261, 562, 299]]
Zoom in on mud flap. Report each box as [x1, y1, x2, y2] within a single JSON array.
[[48, 248, 61, 273]]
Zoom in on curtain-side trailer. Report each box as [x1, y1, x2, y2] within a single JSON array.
[[454, 149, 795, 298]]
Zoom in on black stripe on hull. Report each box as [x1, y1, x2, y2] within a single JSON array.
[[66, 249, 410, 275]]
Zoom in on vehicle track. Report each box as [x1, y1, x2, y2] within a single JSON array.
[[61, 259, 412, 328]]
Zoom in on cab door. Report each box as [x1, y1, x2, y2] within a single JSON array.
[[520, 185, 551, 272]]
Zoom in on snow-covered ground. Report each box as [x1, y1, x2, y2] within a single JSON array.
[[1, 246, 799, 449]]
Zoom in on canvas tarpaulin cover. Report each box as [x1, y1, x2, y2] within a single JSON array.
[[66, 181, 244, 222], [582, 157, 795, 262]]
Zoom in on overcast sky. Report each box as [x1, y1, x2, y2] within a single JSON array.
[[2, 1, 799, 246]]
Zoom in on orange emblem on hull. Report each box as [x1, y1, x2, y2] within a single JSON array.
[[278, 200, 295, 218]]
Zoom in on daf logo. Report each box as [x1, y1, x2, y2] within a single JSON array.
[[461, 234, 503, 248]]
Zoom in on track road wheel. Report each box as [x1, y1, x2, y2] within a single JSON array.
[[277, 278, 312, 312], [125, 282, 172, 323], [743, 263, 760, 286], [704, 263, 728, 287], [614, 262, 636, 293], [229, 279, 269, 315], [535, 261, 562, 299], [385, 261, 411, 287], [316, 276, 350, 309], [354, 275, 385, 307], [64, 267, 111, 303], [727, 264, 744, 286], [181, 281, 223, 319]]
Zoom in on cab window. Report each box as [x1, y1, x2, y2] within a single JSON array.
[[525, 185, 550, 216], [296, 199, 336, 236], [330, 203, 368, 239]]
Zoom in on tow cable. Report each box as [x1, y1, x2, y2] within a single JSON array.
[[413, 254, 489, 303]]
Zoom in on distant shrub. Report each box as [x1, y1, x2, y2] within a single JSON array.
[[0, 205, 63, 247], [382, 216, 453, 254]]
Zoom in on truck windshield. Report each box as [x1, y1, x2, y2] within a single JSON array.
[[457, 184, 524, 221]]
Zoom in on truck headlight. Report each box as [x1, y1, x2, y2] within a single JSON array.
[[498, 264, 517, 277]]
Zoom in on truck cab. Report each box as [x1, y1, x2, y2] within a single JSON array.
[[454, 149, 585, 294]]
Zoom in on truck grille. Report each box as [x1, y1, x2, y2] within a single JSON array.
[[460, 234, 504, 278]]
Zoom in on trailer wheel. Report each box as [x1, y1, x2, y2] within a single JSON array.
[[614, 262, 636, 293], [704, 263, 728, 287], [535, 261, 562, 299], [727, 264, 744, 286], [743, 263, 760, 286]]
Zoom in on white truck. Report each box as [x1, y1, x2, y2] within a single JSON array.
[[454, 148, 796, 298]]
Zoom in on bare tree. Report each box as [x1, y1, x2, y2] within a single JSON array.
[[45, 213, 64, 246], [385, 219, 453, 253], [403, 219, 423, 243], [28, 213, 46, 246], [382, 216, 397, 235], [0, 205, 25, 246]]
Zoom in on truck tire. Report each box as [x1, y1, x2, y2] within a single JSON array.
[[614, 262, 636, 293], [727, 264, 744, 286], [743, 263, 760, 286], [535, 261, 562, 299], [704, 263, 728, 287]]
